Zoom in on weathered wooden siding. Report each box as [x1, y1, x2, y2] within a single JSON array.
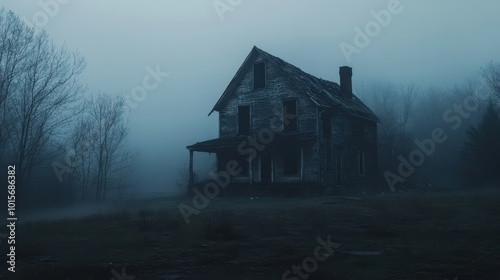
[[219, 53, 317, 138], [217, 53, 320, 183], [328, 114, 377, 186]]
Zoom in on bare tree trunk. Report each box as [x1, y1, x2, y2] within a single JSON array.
[[70, 92, 131, 201]]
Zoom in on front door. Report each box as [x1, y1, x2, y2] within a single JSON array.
[[261, 153, 272, 184]]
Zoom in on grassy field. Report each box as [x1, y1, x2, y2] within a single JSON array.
[[6, 189, 500, 279]]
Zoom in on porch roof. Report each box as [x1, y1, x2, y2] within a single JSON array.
[[187, 132, 316, 153]]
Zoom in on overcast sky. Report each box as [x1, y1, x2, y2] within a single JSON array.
[[3, 0, 500, 193]]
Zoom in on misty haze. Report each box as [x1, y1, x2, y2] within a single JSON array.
[[0, 1, 500, 279]]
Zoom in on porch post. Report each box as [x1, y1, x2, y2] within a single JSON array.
[[189, 150, 194, 186], [249, 157, 253, 185], [300, 145, 304, 182]]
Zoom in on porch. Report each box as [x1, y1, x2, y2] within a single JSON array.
[[186, 132, 317, 187]]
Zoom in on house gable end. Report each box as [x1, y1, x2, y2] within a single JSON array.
[[217, 50, 318, 137], [209, 46, 379, 123], [209, 46, 317, 116], [209, 46, 261, 116]]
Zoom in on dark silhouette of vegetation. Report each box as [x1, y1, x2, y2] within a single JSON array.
[[66, 93, 136, 201], [482, 61, 500, 99], [357, 82, 417, 175], [0, 8, 85, 192], [461, 100, 500, 187], [0, 8, 134, 204]]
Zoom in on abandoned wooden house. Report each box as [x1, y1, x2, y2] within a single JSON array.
[[187, 46, 379, 189]]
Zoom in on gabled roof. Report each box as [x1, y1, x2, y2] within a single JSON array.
[[209, 46, 379, 122]]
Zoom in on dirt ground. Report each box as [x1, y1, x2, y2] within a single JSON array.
[[4, 188, 500, 279]]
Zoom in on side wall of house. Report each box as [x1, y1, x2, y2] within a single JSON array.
[[330, 114, 377, 186]]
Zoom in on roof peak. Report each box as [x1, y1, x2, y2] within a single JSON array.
[[209, 46, 379, 122]]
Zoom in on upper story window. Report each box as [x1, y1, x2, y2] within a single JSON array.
[[283, 100, 297, 132], [238, 105, 250, 135], [321, 112, 331, 140], [253, 62, 265, 89]]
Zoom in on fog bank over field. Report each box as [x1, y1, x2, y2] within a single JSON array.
[[1, 1, 499, 198]]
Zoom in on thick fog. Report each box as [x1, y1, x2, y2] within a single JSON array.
[[2, 0, 500, 198]]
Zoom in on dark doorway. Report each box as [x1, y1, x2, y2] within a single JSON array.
[[335, 149, 343, 184], [261, 153, 272, 183]]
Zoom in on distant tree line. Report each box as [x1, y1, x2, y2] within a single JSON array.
[[358, 62, 500, 189], [0, 8, 135, 203], [461, 100, 500, 187]]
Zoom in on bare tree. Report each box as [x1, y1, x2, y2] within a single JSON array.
[[0, 9, 36, 159], [417, 87, 449, 126], [451, 79, 489, 127], [0, 9, 85, 190], [358, 81, 417, 169], [481, 61, 500, 100], [66, 113, 97, 200], [68, 93, 134, 201]]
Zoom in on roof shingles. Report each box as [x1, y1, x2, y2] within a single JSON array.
[[210, 46, 379, 122]]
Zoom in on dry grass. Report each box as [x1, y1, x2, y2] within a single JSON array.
[[8, 189, 500, 279]]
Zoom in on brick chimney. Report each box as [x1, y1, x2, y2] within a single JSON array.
[[339, 66, 352, 99]]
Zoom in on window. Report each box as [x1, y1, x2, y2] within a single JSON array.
[[322, 113, 331, 140], [358, 151, 365, 176], [283, 100, 297, 132], [238, 106, 250, 135], [283, 147, 300, 175], [253, 62, 265, 89]]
